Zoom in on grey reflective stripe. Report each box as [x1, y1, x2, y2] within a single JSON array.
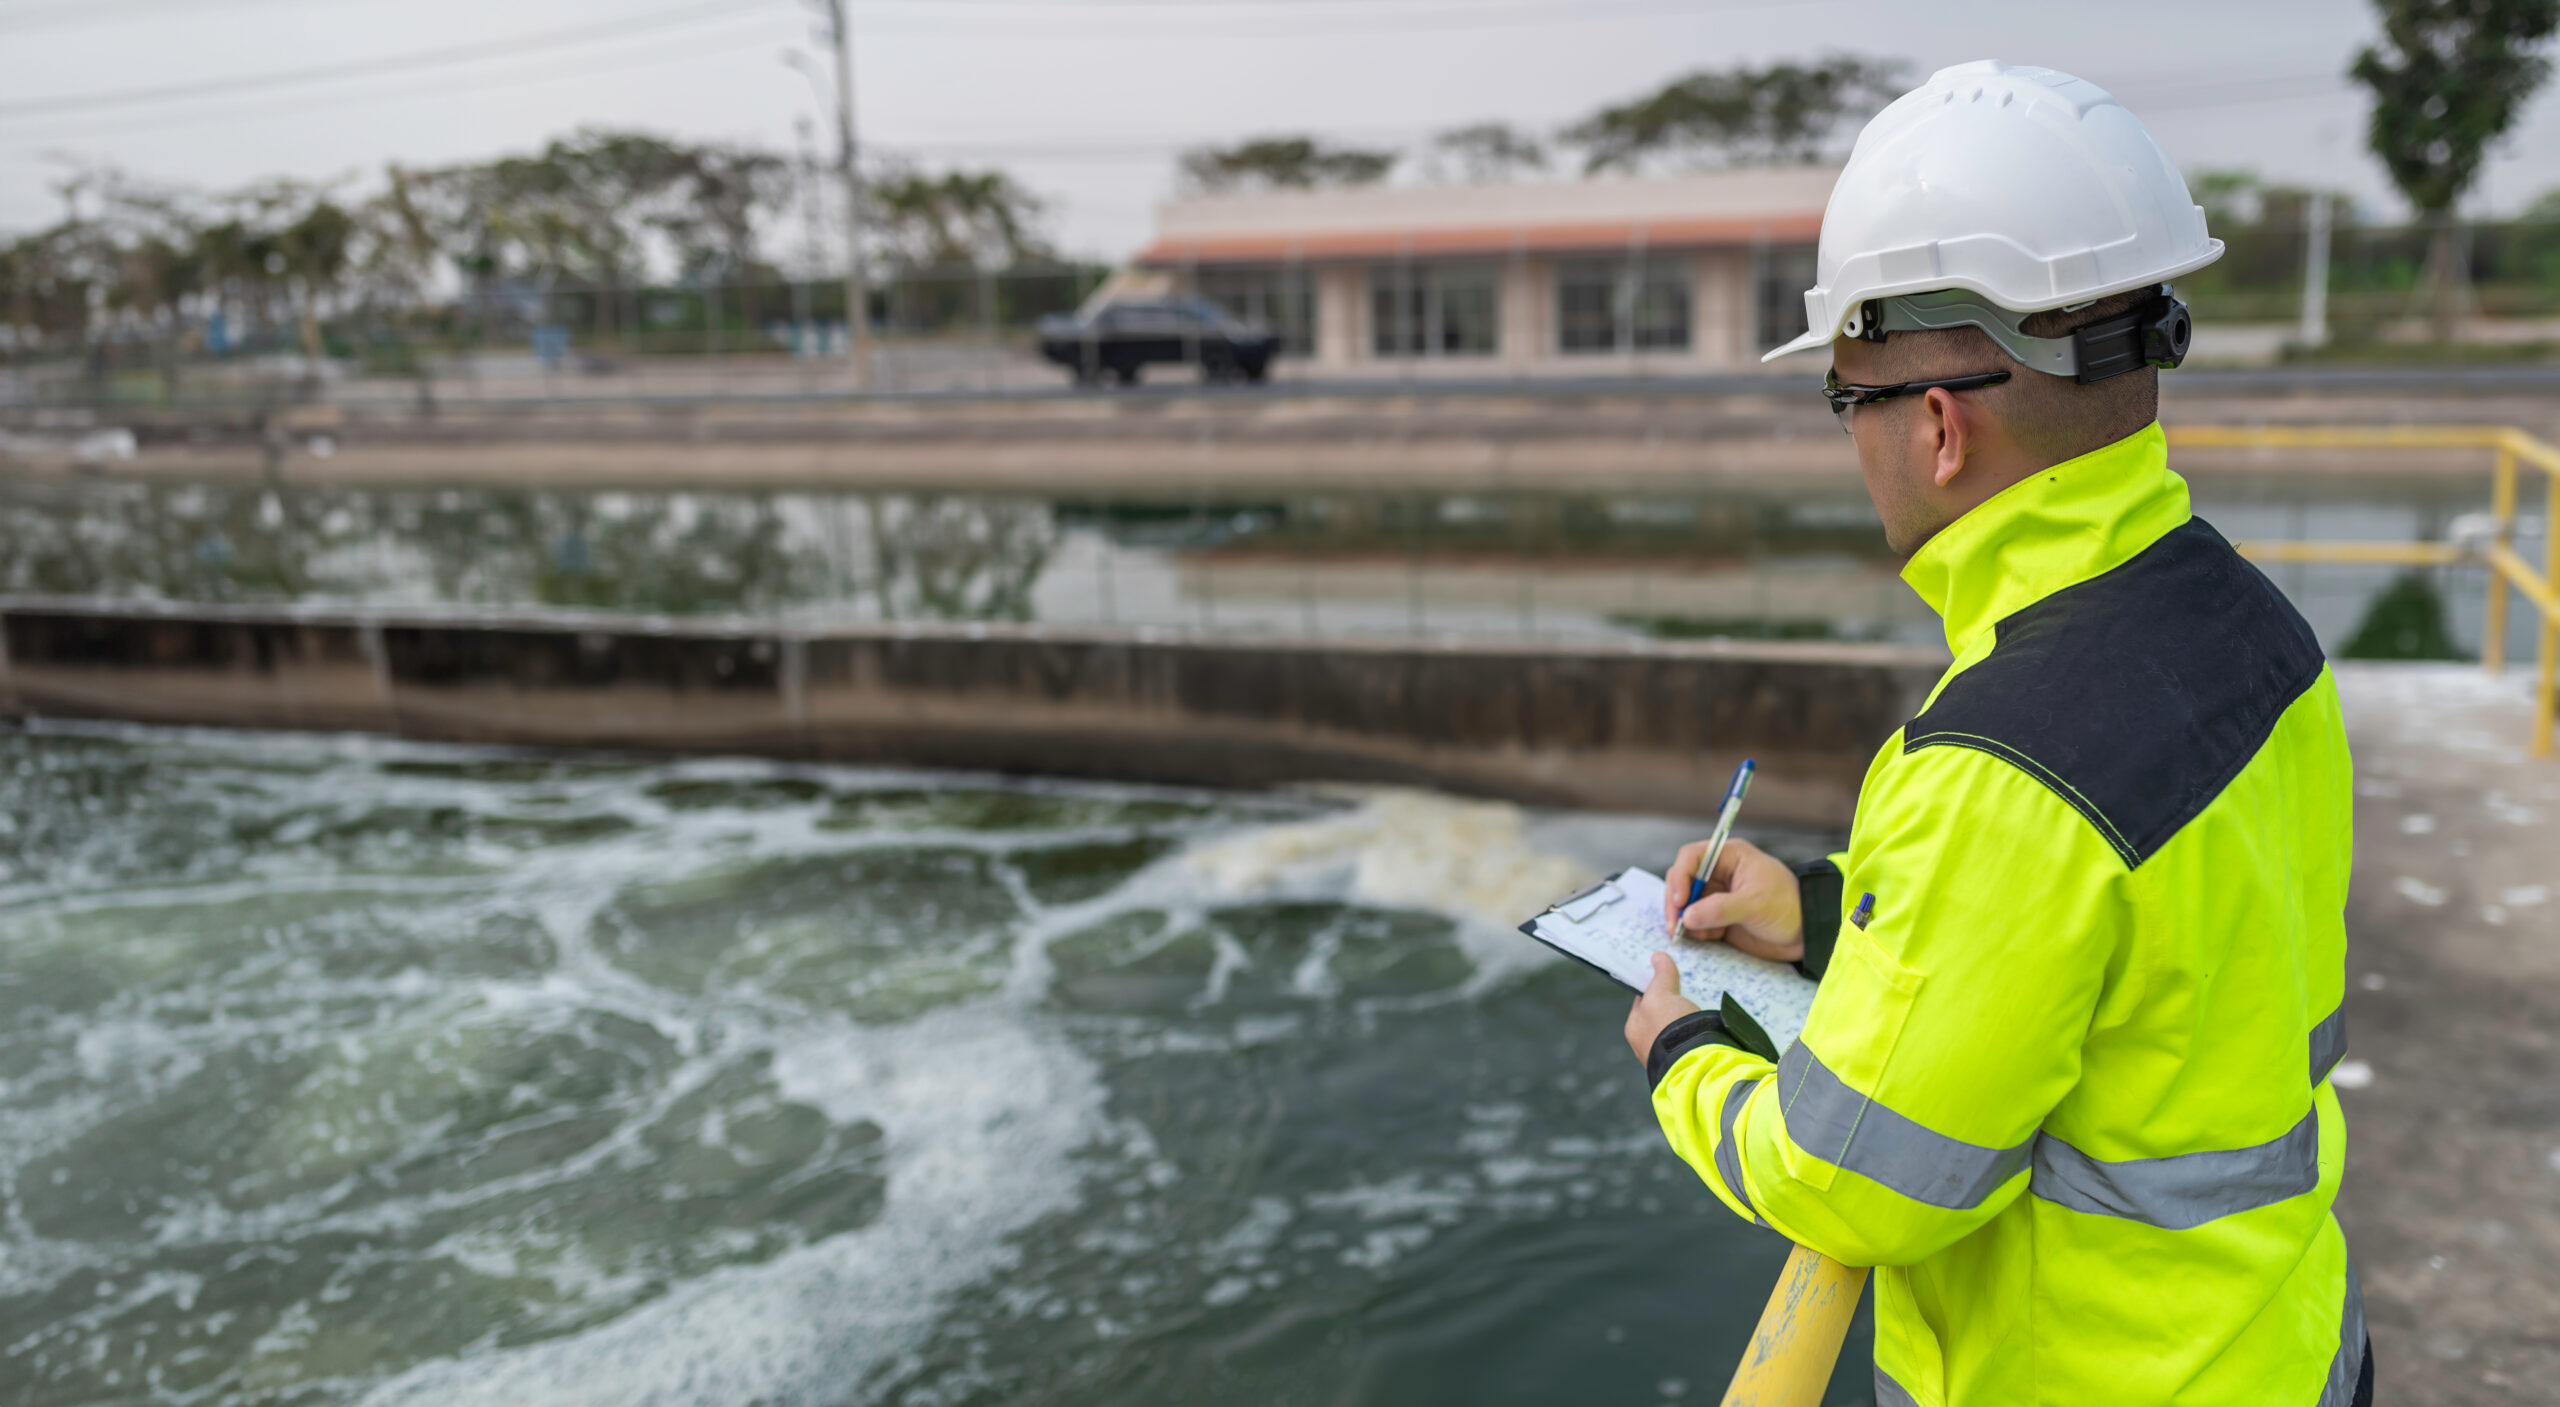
[[1874, 1365, 1920, 1407], [1774, 1043, 2032, 1211], [2310, 1005, 2349, 1086], [1715, 1077, 1766, 1226], [2319, 1255, 2367, 1407], [2030, 1108, 2320, 1230]]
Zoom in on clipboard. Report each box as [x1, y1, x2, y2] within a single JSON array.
[[1518, 866, 1819, 1054]]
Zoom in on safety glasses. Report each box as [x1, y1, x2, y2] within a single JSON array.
[[1823, 368, 2013, 434]]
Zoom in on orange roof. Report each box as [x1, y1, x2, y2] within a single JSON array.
[[1135, 213, 1823, 266]]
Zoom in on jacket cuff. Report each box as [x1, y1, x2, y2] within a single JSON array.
[[1647, 1009, 1740, 1089], [1793, 858, 1844, 981]]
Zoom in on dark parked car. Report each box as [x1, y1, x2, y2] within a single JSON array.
[[1037, 298, 1276, 386]]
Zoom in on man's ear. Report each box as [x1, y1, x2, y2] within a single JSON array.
[[1922, 385, 1974, 488]]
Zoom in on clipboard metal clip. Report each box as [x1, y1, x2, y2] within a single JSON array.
[[1555, 880, 1622, 923]]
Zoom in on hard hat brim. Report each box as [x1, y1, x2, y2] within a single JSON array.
[[1757, 237, 2227, 367], [1760, 326, 1835, 364]]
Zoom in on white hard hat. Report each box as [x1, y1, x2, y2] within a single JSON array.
[[1763, 59, 2223, 371]]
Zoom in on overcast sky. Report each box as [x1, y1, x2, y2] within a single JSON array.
[[7, 0, 2560, 261]]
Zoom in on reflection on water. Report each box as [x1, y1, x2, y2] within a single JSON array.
[[0, 472, 2543, 657], [0, 726, 1863, 1406]]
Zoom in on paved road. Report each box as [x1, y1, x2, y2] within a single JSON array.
[[286, 361, 2560, 412], [21, 358, 2560, 417]]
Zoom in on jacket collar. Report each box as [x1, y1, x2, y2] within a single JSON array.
[[1899, 422, 2192, 656]]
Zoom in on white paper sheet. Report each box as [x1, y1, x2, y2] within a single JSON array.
[[1521, 866, 1819, 1053]]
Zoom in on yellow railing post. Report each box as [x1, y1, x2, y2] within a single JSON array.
[[2539, 468, 2559, 759], [1721, 1245, 1870, 1407], [2487, 444, 2517, 676]]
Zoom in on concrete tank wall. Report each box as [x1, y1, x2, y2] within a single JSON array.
[[0, 598, 1945, 823]]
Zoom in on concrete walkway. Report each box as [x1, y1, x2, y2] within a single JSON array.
[[2331, 664, 2560, 1405]]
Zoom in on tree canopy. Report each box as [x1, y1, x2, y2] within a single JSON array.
[[1558, 56, 1908, 174], [1426, 123, 1548, 184], [1177, 137, 1398, 194], [867, 167, 1051, 271], [0, 130, 1056, 348]]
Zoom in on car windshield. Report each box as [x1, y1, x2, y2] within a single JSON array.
[[1089, 298, 1233, 327]]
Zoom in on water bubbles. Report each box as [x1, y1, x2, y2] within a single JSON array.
[[0, 729, 1810, 1405]]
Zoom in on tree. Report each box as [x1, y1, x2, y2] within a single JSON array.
[[865, 167, 1050, 271], [1561, 55, 1907, 174], [2351, 0, 2560, 338], [1177, 137, 1397, 195], [395, 130, 794, 343], [652, 141, 791, 282], [276, 200, 354, 362], [1426, 123, 1547, 184]]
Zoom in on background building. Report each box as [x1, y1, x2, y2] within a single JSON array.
[[1135, 166, 1837, 376]]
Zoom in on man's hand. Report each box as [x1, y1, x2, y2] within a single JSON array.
[[1660, 837, 1805, 963], [1624, 952, 1700, 1064]]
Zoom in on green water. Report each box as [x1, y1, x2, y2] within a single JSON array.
[[0, 725, 1865, 1407]]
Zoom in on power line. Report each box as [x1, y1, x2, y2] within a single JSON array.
[[9, 25, 794, 146], [7, 0, 1814, 58], [0, 0, 756, 119], [0, 0, 1822, 138], [0, 0, 343, 38], [0, 0, 2373, 168], [849, 0, 1816, 39]]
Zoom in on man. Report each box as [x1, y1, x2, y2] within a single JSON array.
[[1621, 61, 2368, 1407]]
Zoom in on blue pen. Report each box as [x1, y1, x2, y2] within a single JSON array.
[[1672, 759, 1755, 935]]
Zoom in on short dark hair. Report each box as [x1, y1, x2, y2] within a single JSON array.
[[1861, 287, 2160, 464]]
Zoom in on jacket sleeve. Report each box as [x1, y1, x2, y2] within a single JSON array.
[[1650, 746, 2121, 1265]]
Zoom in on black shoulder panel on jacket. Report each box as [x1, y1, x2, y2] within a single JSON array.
[[1902, 518, 2325, 869]]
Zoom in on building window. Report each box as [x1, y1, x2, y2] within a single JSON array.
[[1556, 257, 1692, 354], [1755, 245, 1818, 351], [1370, 263, 1499, 358], [1195, 264, 1317, 356]]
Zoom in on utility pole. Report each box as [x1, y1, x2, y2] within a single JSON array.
[[2298, 192, 2332, 351], [794, 116, 822, 359], [817, 0, 873, 391]]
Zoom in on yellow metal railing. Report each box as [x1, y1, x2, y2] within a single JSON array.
[[2165, 425, 2560, 758]]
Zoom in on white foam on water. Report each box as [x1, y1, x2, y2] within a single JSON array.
[[2, 725, 1720, 1406], [1179, 787, 1594, 988], [358, 1005, 1106, 1407]]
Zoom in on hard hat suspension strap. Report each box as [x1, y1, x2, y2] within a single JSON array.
[[1851, 285, 2192, 384]]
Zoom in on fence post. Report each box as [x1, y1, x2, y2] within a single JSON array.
[[2488, 444, 2517, 674]]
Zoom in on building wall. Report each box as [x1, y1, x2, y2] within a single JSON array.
[[1149, 167, 1838, 255], [1500, 251, 1544, 368], [1696, 249, 1753, 367], [1150, 167, 1832, 377], [1213, 245, 1810, 376]]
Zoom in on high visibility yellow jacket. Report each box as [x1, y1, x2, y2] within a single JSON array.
[[1650, 424, 2363, 1407]]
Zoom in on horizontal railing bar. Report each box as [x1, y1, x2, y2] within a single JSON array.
[[2233, 541, 2468, 566], [2167, 425, 2514, 451], [2164, 423, 2560, 480]]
